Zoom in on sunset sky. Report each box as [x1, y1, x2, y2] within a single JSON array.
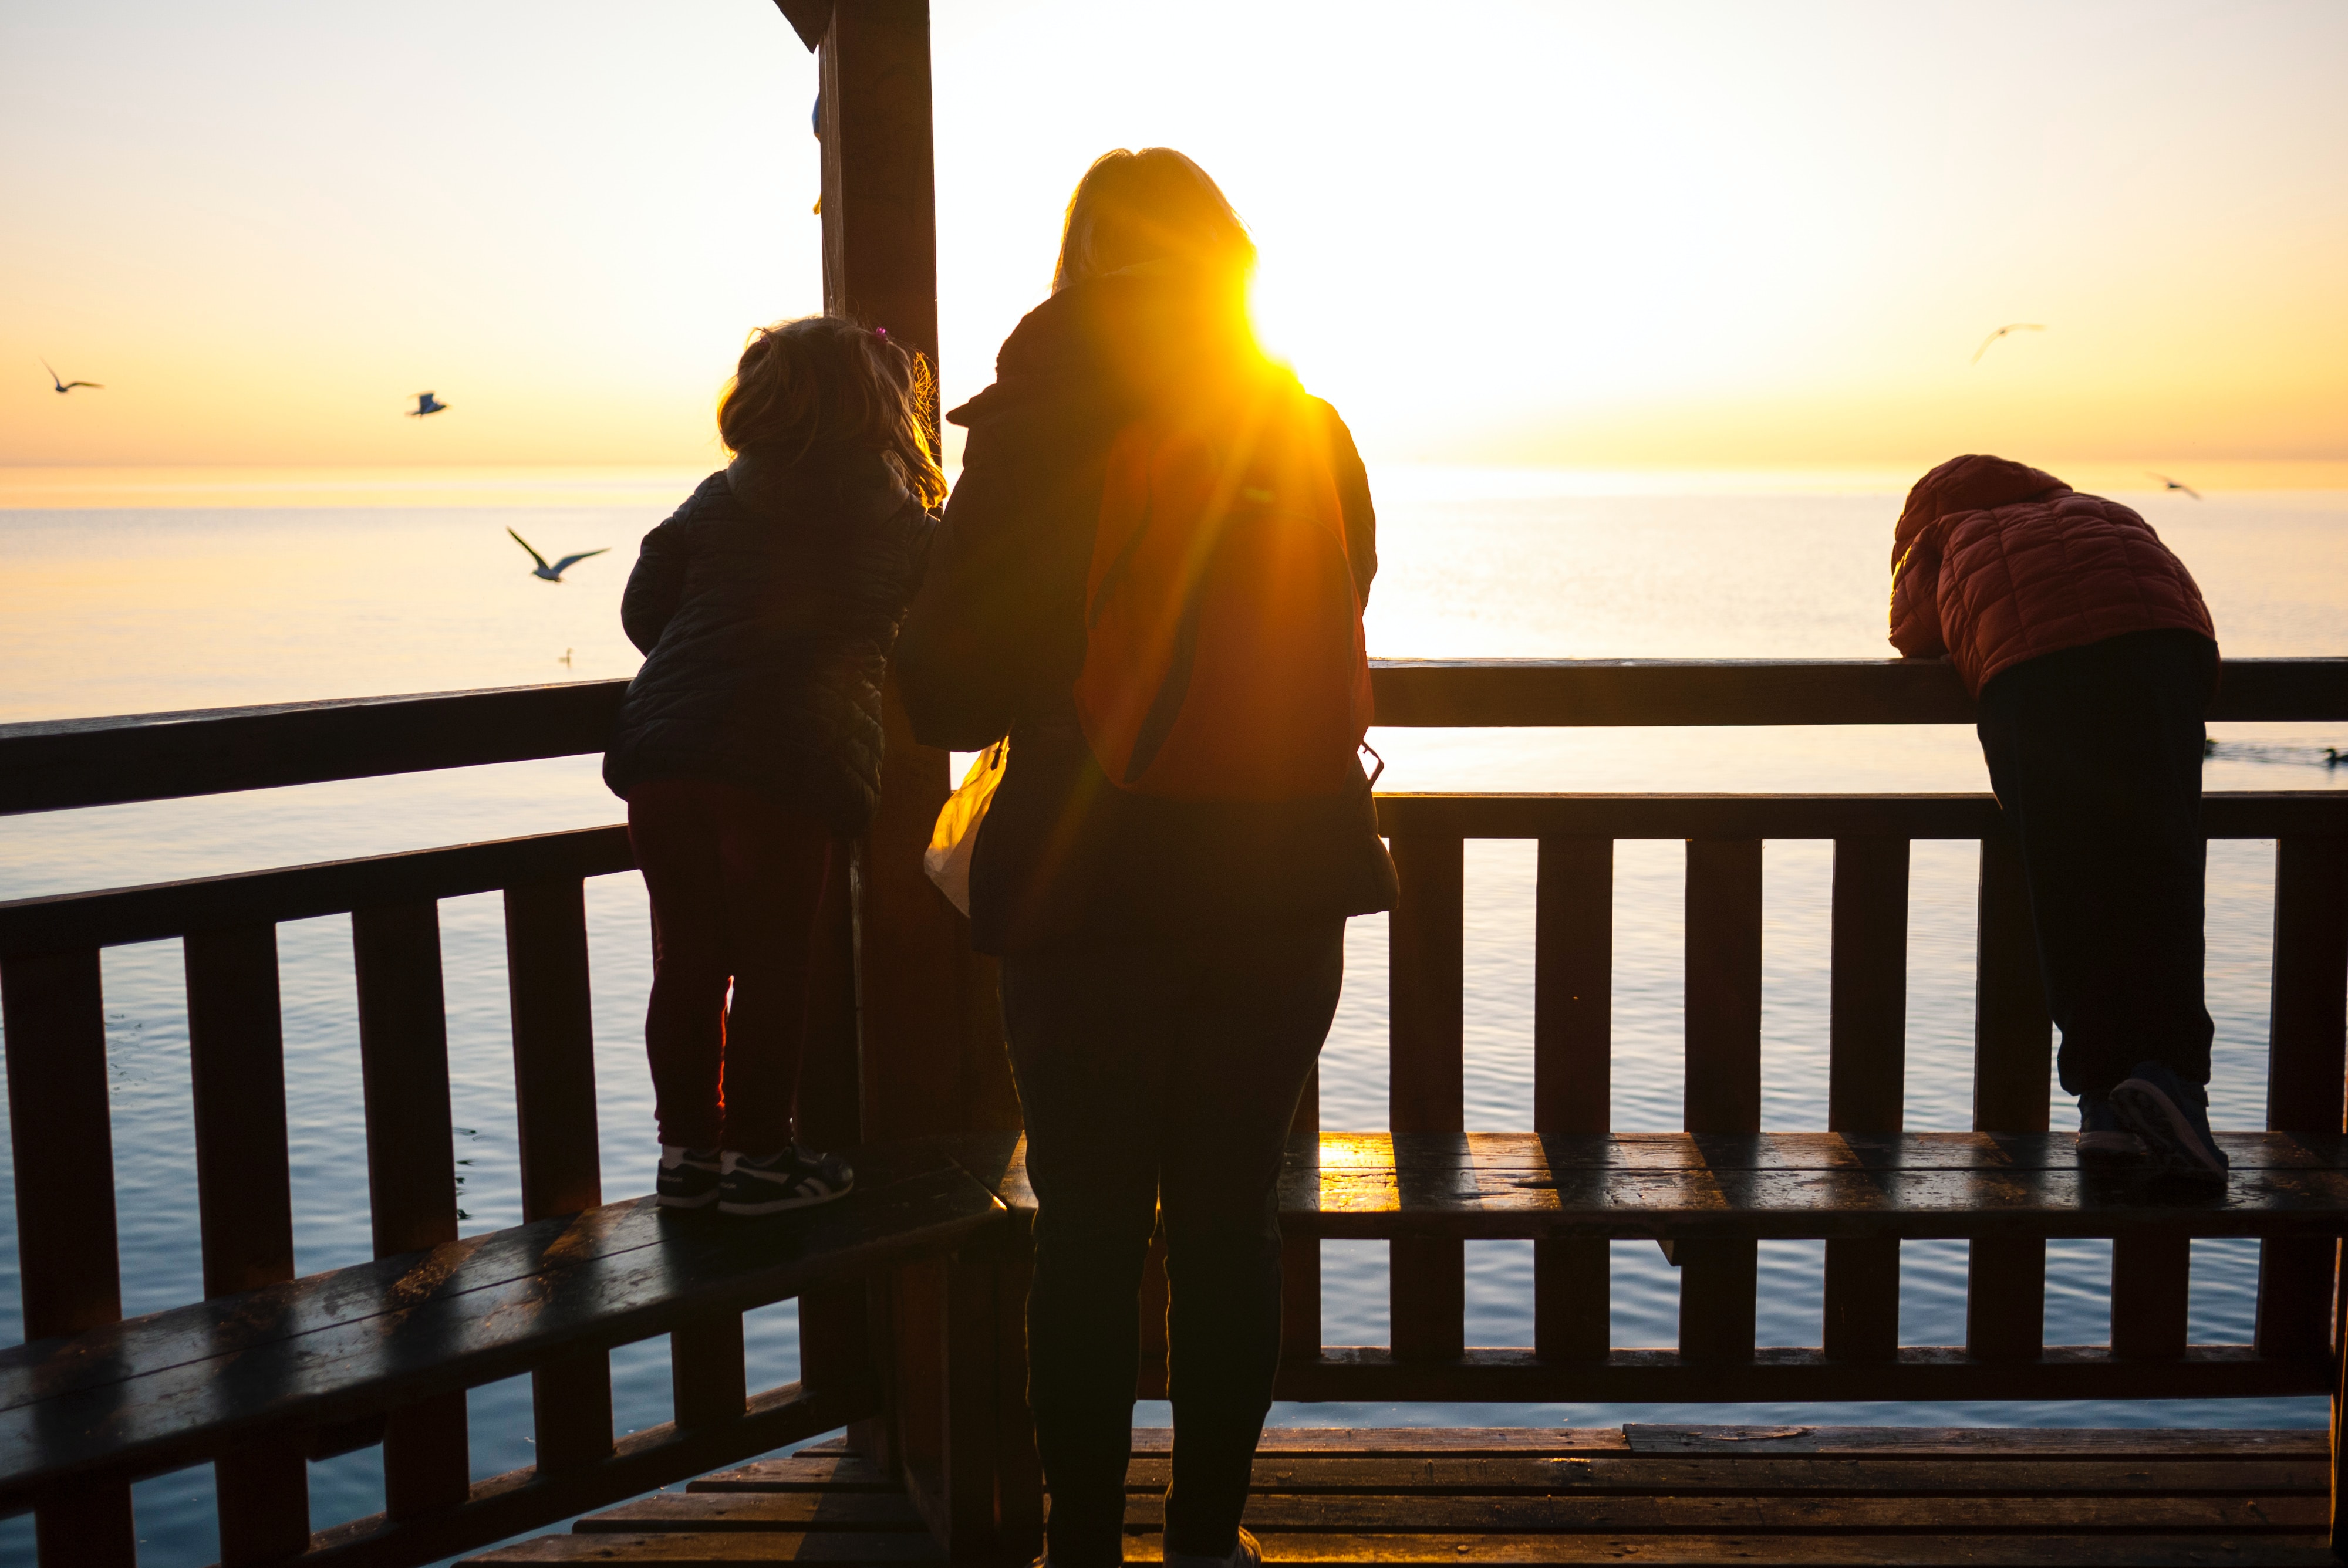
[[4, 0, 2343, 476]]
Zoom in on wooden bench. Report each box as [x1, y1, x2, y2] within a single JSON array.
[[945, 1129, 2348, 1402], [0, 1147, 1005, 1562]]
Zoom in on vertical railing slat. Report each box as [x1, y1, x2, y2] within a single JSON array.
[[1534, 836, 1610, 1360], [1281, 1063, 1321, 1359], [352, 900, 471, 1515], [1680, 838, 1762, 1361], [1389, 834, 1465, 1360], [1968, 832, 2050, 1361], [1824, 837, 1908, 1363], [504, 878, 615, 1472], [185, 924, 311, 1561], [1, 947, 137, 1568], [2258, 836, 2348, 1361]]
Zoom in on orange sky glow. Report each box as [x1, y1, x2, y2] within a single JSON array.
[[4, 1, 2342, 482]]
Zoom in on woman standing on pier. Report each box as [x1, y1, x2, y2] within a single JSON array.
[[896, 150, 1396, 1568]]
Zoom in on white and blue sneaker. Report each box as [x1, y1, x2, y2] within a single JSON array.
[[718, 1144, 855, 1216], [2076, 1095, 2140, 1158], [2110, 1060, 2229, 1180], [657, 1145, 723, 1209]]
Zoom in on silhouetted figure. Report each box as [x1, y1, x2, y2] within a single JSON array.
[[507, 528, 609, 582], [603, 316, 940, 1217], [1971, 323, 2046, 363], [896, 148, 1396, 1568], [1891, 455, 2225, 1180], [41, 358, 101, 393]]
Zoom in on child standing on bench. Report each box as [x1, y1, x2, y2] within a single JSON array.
[[1890, 454, 2225, 1177], [603, 317, 941, 1214]]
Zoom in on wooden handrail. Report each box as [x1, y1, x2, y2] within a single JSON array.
[[8, 657, 2345, 816]]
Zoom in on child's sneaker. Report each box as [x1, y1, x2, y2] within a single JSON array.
[[718, 1144, 855, 1215], [2110, 1060, 2229, 1180], [2075, 1095, 2140, 1157], [1166, 1528, 1262, 1568], [657, 1145, 723, 1209]]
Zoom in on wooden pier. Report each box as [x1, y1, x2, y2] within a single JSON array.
[[6, 4, 2348, 1567], [467, 1426, 2336, 1565]]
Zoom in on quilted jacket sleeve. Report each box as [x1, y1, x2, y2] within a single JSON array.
[[1888, 524, 1946, 658], [620, 515, 689, 656]]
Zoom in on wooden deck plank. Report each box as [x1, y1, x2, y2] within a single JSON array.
[[1619, 1424, 2330, 1457], [1104, 1455, 2326, 1495], [690, 1455, 899, 1493], [463, 1532, 944, 1562], [580, 1493, 925, 1532], [0, 1157, 1001, 1502]]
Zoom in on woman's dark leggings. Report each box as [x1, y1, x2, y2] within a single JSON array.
[[1975, 628, 2217, 1098], [1001, 920, 1344, 1568]]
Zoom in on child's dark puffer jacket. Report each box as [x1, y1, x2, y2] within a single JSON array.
[[602, 448, 933, 833], [1888, 454, 2216, 696]]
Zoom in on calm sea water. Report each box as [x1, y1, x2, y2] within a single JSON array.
[[4, 472, 2346, 1564]]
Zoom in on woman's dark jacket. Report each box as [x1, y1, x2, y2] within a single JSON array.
[[893, 266, 1399, 954], [602, 448, 933, 834]]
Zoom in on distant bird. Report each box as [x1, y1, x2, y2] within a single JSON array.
[[558, 648, 574, 667], [41, 357, 102, 394], [2148, 472, 2202, 500], [1971, 323, 2047, 364], [508, 528, 609, 583], [407, 391, 448, 417]]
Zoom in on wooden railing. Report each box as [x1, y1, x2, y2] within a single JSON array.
[[2, 657, 2345, 1567]]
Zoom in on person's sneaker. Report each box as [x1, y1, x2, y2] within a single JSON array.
[[1166, 1528, 1262, 1568], [2110, 1060, 2230, 1180], [718, 1144, 855, 1216], [656, 1145, 723, 1209], [2075, 1095, 2141, 1158]]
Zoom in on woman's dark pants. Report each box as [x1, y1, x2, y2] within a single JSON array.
[[1001, 920, 1345, 1568], [1974, 629, 2217, 1097]]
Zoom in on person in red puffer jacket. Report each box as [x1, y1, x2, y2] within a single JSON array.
[[1891, 454, 2225, 1178]]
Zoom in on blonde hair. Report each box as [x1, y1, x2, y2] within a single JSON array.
[[1053, 148, 1256, 293], [717, 316, 947, 508]]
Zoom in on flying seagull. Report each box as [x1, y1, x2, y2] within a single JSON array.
[[41, 357, 102, 394], [2147, 472, 2202, 500], [1971, 323, 2046, 364], [407, 391, 448, 417], [508, 528, 609, 583]]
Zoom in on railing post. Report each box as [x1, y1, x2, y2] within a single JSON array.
[[2, 947, 137, 1568], [1534, 836, 1610, 1360], [2259, 836, 2348, 1360], [1968, 831, 2050, 1362], [1281, 1063, 1321, 1359], [353, 900, 471, 1516], [504, 878, 615, 1472], [186, 924, 311, 1561], [1681, 838, 1762, 1362], [1824, 837, 1907, 1363], [1389, 833, 1466, 1360]]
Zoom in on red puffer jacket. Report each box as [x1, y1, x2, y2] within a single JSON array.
[[1888, 454, 2215, 696]]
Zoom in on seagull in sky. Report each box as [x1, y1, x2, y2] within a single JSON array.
[[2147, 472, 2202, 500], [407, 391, 448, 417], [508, 528, 609, 583], [1971, 323, 2047, 364], [41, 358, 102, 394]]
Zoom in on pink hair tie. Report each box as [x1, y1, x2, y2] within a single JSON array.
[[873, 326, 888, 340]]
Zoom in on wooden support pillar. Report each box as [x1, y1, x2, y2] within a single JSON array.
[[2262, 837, 2348, 1360], [1534, 836, 1610, 1360], [1968, 832, 2050, 1363], [3, 947, 137, 1568]]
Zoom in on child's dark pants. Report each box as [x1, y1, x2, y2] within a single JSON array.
[[626, 775, 835, 1154], [1000, 920, 1344, 1568], [1974, 628, 2217, 1097]]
